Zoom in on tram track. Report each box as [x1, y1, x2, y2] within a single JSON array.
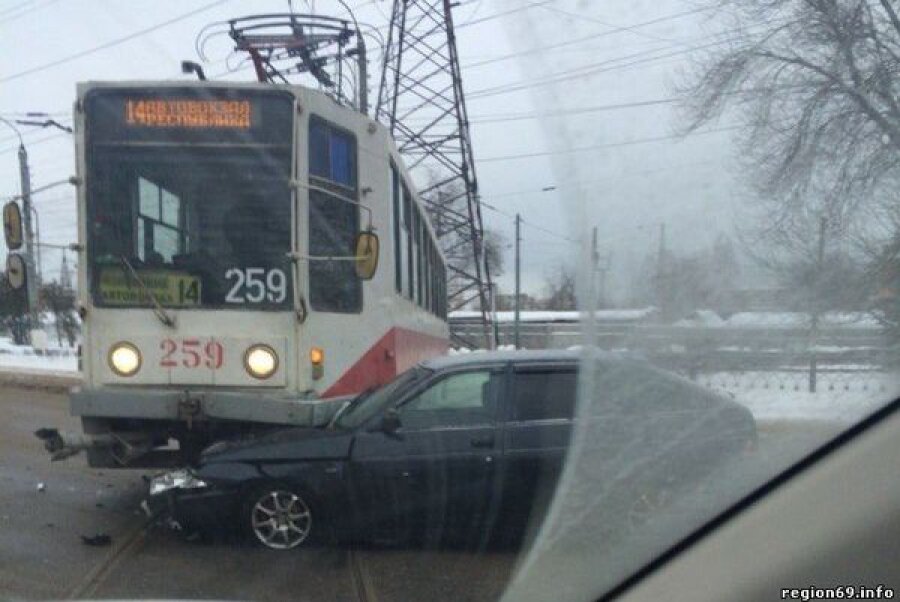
[[348, 548, 379, 602], [65, 519, 149, 600]]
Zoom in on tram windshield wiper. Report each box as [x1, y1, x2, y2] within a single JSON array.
[[119, 256, 176, 328]]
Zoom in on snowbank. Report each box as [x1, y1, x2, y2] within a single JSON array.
[[673, 309, 725, 327], [0, 336, 78, 372], [724, 311, 882, 329], [449, 308, 658, 323]]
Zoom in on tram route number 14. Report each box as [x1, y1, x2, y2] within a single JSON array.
[[225, 268, 287, 304]]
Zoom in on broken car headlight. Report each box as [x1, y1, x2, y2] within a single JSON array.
[[149, 468, 209, 496]]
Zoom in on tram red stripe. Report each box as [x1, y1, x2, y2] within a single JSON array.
[[322, 327, 447, 398]]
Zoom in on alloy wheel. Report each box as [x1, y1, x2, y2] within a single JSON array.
[[250, 489, 312, 550]]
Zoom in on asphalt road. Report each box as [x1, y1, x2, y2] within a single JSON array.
[[0, 385, 847, 602], [0, 386, 518, 602]]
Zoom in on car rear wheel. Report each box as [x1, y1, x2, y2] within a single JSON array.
[[243, 484, 315, 550]]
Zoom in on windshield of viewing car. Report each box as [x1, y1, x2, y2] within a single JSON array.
[[335, 366, 430, 429], [85, 89, 294, 310]]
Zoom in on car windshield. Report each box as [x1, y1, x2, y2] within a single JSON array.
[[334, 366, 431, 429], [2, 2, 899, 602]]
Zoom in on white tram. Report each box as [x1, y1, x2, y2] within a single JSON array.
[[57, 81, 448, 467]]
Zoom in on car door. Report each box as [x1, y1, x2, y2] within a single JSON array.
[[498, 363, 578, 541], [350, 366, 505, 541]]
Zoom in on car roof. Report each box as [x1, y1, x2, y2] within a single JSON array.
[[420, 349, 581, 371]]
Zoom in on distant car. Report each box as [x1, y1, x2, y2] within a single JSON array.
[[147, 350, 757, 550]]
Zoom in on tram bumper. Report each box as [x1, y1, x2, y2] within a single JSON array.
[[52, 388, 348, 467], [70, 387, 345, 427]]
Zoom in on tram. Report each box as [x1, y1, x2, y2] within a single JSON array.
[[42, 81, 448, 467]]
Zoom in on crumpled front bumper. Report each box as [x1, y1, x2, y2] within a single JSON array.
[[145, 485, 243, 535]]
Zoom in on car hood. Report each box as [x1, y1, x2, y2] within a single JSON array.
[[200, 426, 354, 464]]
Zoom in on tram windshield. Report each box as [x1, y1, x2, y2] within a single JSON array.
[[84, 88, 294, 310]]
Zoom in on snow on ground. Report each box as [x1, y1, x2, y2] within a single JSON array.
[[698, 371, 900, 423], [0, 353, 77, 372], [723, 311, 882, 329], [0, 337, 78, 372], [449, 308, 658, 323]]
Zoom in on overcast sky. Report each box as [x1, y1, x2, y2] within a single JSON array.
[[0, 0, 754, 300]]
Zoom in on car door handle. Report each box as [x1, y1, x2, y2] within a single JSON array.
[[470, 436, 495, 449]]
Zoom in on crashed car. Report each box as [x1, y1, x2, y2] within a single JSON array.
[[147, 349, 757, 550]]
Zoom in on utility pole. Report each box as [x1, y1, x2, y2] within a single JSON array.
[[657, 222, 667, 321], [514, 213, 522, 349], [809, 216, 827, 393], [17, 143, 38, 321], [591, 227, 599, 310]]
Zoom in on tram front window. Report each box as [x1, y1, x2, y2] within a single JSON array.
[[87, 148, 293, 310], [83, 88, 295, 311]]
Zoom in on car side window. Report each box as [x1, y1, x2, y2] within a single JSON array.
[[510, 368, 577, 422], [398, 370, 498, 428]]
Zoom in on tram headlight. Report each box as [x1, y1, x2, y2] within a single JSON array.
[[244, 344, 278, 379], [108, 342, 141, 377]]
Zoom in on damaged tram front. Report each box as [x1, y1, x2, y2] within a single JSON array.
[[37, 82, 448, 468]]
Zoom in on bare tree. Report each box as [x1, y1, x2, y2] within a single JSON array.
[[39, 281, 77, 347], [680, 0, 900, 321], [681, 0, 900, 208], [542, 266, 578, 311], [629, 235, 742, 318]]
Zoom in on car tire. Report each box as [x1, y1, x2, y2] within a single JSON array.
[[242, 482, 320, 550]]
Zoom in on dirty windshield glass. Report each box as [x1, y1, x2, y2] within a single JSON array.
[[1, 1, 899, 602]]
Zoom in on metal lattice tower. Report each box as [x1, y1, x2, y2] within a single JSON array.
[[376, 0, 494, 349]]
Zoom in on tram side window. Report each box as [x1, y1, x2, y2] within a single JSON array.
[[423, 233, 431, 312], [421, 220, 429, 310], [439, 262, 447, 318], [432, 245, 438, 313], [415, 209, 424, 307], [392, 165, 402, 294], [309, 118, 361, 313], [403, 184, 414, 301], [137, 177, 187, 264], [430, 243, 437, 315], [411, 204, 419, 304]]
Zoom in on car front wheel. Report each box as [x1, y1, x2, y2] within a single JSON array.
[[243, 484, 315, 550]]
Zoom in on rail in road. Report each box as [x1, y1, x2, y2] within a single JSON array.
[[65, 520, 379, 602]]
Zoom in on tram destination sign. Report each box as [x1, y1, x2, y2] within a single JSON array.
[[125, 99, 251, 129], [84, 87, 293, 145]]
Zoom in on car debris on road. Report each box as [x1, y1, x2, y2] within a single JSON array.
[[80, 533, 112, 547]]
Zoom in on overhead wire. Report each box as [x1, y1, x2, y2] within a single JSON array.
[[0, 2, 35, 17], [0, 0, 232, 83], [478, 198, 579, 245], [478, 125, 742, 163], [0, 0, 60, 25]]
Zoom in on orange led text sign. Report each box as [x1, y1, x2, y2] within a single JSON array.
[[125, 99, 251, 129]]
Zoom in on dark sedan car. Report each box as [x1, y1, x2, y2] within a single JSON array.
[[147, 350, 757, 550]]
